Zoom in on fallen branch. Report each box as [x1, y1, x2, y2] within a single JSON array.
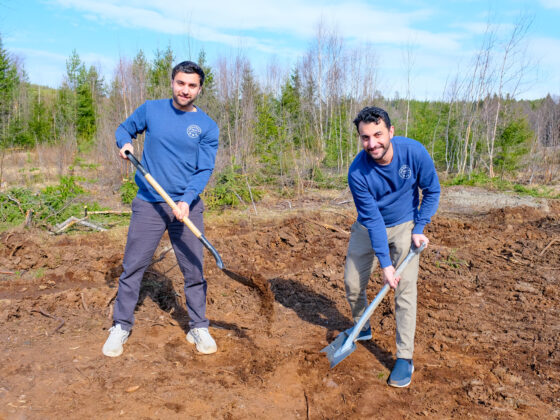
[[78, 219, 107, 232], [53, 216, 107, 234], [31, 308, 65, 334], [24, 209, 33, 227], [105, 289, 118, 307], [540, 238, 559, 257], [303, 217, 349, 235], [0, 270, 14, 275], [84, 209, 132, 215], [54, 216, 81, 233], [80, 292, 89, 311], [6, 194, 24, 214]]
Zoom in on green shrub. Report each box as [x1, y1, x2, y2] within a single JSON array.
[[0, 176, 93, 228], [120, 178, 138, 204], [203, 166, 263, 210]]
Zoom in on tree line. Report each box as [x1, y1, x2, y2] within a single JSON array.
[[1, 21, 559, 194]]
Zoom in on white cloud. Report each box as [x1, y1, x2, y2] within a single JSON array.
[[52, 0, 463, 54], [539, 0, 560, 10], [33, 0, 559, 98]]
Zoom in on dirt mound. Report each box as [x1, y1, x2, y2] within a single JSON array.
[[1, 194, 559, 419], [484, 205, 550, 225]]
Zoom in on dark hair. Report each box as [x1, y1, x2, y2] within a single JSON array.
[[353, 106, 391, 132], [171, 61, 205, 85]]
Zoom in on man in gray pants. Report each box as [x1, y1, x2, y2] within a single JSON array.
[[103, 61, 219, 357], [344, 106, 440, 387]]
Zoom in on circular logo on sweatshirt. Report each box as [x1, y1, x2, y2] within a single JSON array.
[[399, 164, 412, 179], [187, 124, 202, 138]]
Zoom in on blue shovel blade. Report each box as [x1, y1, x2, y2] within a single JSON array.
[[321, 330, 357, 368]]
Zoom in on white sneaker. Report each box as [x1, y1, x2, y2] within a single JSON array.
[[186, 327, 217, 354], [102, 324, 130, 357]]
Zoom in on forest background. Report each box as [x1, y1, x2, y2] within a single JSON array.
[[0, 20, 559, 229]]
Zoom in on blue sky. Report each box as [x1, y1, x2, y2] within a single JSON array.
[[2, 0, 560, 99]]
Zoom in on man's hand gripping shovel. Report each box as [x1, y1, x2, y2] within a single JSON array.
[[321, 242, 426, 368], [124, 151, 225, 270]]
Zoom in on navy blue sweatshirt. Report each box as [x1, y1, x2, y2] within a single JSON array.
[[116, 99, 219, 205]]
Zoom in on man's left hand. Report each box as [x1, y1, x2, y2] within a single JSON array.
[[412, 233, 429, 248], [173, 201, 190, 221]]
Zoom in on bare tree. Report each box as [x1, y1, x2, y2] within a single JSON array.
[[486, 13, 533, 177], [402, 39, 417, 137]]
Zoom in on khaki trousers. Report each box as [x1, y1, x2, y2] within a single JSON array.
[[344, 220, 419, 359]]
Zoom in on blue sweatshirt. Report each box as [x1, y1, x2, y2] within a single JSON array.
[[348, 136, 440, 268], [115, 99, 219, 205]]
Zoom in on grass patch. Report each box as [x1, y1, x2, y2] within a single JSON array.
[[443, 172, 560, 199], [435, 249, 466, 269]]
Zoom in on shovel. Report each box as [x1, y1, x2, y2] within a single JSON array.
[[321, 242, 426, 368], [124, 150, 224, 270]]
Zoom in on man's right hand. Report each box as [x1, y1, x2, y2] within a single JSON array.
[[119, 143, 134, 160], [383, 265, 400, 289]]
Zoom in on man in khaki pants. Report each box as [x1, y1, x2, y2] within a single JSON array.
[[344, 106, 440, 387]]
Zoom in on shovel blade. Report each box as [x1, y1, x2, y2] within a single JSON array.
[[321, 331, 357, 368]]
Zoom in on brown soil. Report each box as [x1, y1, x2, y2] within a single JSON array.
[[1, 187, 559, 419]]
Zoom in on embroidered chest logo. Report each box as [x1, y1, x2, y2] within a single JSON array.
[[399, 164, 412, 179], [186, 124, 202, 138]]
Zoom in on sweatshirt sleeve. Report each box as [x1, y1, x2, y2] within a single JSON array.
[[180, 123, 219, 205], [348, 169, 392, 268], [115, 103, 147, 148], [412, 146, 441, 234]]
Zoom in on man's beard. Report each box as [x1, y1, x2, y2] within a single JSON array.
[[173, 94, 195, 109]]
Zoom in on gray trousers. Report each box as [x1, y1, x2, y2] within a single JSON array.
[[344, 220, 419, 359], [113, 196, 208, 331]]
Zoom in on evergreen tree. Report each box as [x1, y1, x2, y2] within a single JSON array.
[[0, 35, 20, 147], [196, 50, 219, 118], [76, 80, 96, 142], [65, 49, 82, 91], [29, 99, 52, 144], [495, 114, 532, 174], [131, 50, 149, 107], [53, 85, 76, 140], [148, 46, 173, 99]]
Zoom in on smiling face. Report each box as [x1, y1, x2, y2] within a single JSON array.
[[171, 72, 202, 112], [358, 120, 395, 165]]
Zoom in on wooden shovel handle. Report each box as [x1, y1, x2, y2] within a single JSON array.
[[124, 150, 224, 269], [124, 151, 201, 237]]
